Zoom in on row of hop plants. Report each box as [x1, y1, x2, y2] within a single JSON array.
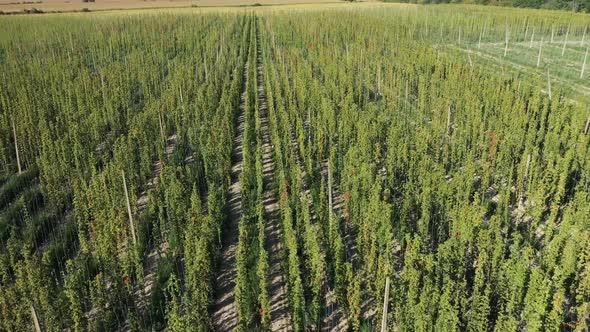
[[235, 15, 266, 330], [262, 7, 589, 331], [0, 12, 248, 331], [259, 16, 338, 330]]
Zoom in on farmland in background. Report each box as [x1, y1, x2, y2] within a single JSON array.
[[0, 3, 589, 331], [0, 0, 345, 15]]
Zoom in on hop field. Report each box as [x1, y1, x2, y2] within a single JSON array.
[[0, 3, 589, 331]]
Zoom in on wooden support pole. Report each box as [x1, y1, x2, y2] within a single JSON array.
[[30, 304, 41, 332], [380, 277, 391, 332], [521, 153, 531, 205], [581, 46, 588, 79], [530, 28, 534, 49], [551, 25, 554, 43], [478, 29, 482, 50], [446, 106, 452, 136], [307, 108, 312, 152], [327, 161, 333, 222], [204, 54, 208, 82], [537, 37, 543, 68], [122, 170, 137, 247], [504, 27, 509, 57], [524, 154, 531, 183], [12, 119, 21, 175], [547, 69, 552, 100], [179, 85, 184, 111], [562, 25, 569, 56], [100, 72, 107, 105], [405, 80, 409, 106], [584, 116, 590, 135], [377, 66, 381, 95], [158, 111, 165, 145]]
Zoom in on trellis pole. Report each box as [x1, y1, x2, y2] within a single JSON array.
[[504, 26, 509, 57], [405, 80, 409, 107], [581, 46, 588, 79], [377, 66, 381, 95], [520, 154, 531, 205], [562, 25, 570, 56], [327, 161, 333, 222], [547, 69, 552, 100], [478, 29, 482, 50], [204, 54, 208, 82], [12, 119, 21, 175], [179, 85, 185, 111], [158, 111, 165, 145], [122, 170, 137, 247], [537, 37, 543, 68], [30, 304, 41, 332], [380, 277, 391, 332], [447, 106, 452, 136]]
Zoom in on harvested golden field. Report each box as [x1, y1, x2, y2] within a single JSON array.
[[1, 3, 589, 332], [0, 0, 351, 14]]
